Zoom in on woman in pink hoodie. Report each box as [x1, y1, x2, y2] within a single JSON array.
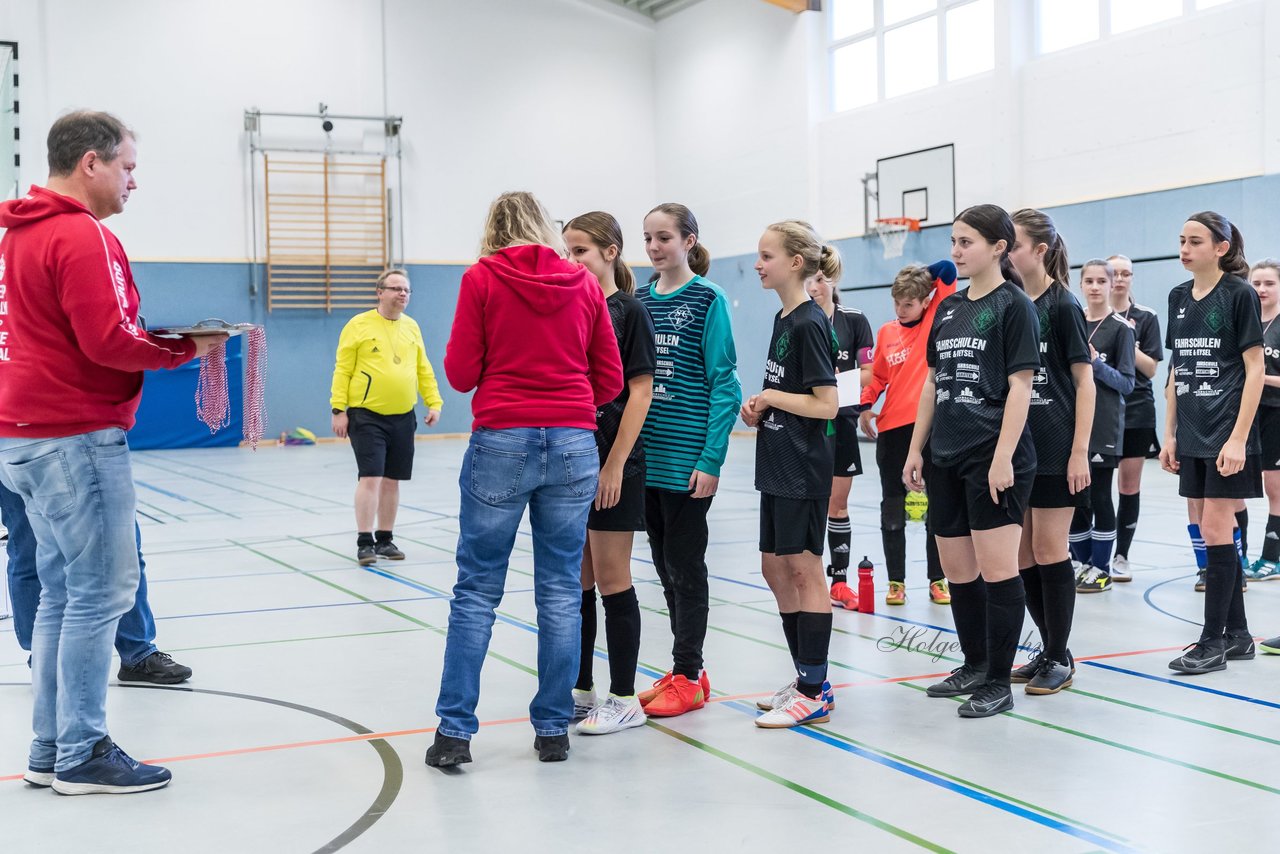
[[428, 191, 623, 768]]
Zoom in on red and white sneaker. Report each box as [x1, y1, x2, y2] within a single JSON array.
[[755, 690, 830, 728], [830, 581, 859, 610]]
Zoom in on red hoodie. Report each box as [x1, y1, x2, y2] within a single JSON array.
[[445, 244, 623, 430], [0, 186, 196, 437]]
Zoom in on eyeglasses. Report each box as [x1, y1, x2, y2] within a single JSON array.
[[379, 286, 411, 295]]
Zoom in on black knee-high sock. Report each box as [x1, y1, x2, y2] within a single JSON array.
[[1202, 544, 1238, 642], [882, 526, 907, 583], [780, 611, 800, 670], [576, 588, 597, 692], [795, 611, 833, 698], [1225, 561, 1250, 636], [1264, 515, 1280, 562], [1236, 508, 1250, 559], [948, 578, 988, 668], [925, 530, 943, 581], [828, 516, 852, 582], [985, 576, 1026, 683], [1116, 493, 1140, 558], [1019, 565, 1045, 642], [602, 588, 641, 697], [1039, 559, 1077, 665]]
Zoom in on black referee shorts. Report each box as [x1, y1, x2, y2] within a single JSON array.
[[347, 407, 416, 480]]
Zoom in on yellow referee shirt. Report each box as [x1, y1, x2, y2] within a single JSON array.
[[330, 310, 444, 415]]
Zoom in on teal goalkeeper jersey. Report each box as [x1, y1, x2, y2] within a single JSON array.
[[637, 276, 742, 491]]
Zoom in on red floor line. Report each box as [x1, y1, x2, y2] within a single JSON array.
[[0, 641, 1208, 784]]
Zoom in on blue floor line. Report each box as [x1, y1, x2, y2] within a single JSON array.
[[1141, 574, 1203, 627], [134, 480, 191, 502], [1082, 661, 1280, 710]]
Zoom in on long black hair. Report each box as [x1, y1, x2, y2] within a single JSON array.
[[956, 204, 1022, 287]]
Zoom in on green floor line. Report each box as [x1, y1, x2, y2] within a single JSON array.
[[648, 722, 956, 853]]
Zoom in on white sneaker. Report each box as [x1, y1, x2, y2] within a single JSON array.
[[1111, 555, 1132, 582], [575, 694, 646, 735], [571, 687, 598, 721], [754, 690, 830, 729], [1072, 561, 1092, 583], [756, 679, 798, 711]]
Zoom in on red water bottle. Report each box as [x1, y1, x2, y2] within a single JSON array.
[[857, 556, 875, 614]]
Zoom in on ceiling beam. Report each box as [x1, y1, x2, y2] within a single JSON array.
[[762, 0, 821, 12]]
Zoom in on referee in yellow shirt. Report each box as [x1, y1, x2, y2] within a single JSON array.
[[331, 269, 444, 565]]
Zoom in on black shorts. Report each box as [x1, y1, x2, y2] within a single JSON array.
[[347, 408, 415, 480], [1259, 407, 1280, 472], [1089, 453, 1119, 469], [588, 471, 646, 532], [929, 454, 1034, 538], [833, 412, 863, 478], [759, 494, 826, 556], [1029, 473, 1089, 509], [1178, 455, 1263, 500], [1121, 427, 1161, 460]]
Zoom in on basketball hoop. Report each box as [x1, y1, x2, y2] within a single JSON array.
[[875, 217, 920, 260]]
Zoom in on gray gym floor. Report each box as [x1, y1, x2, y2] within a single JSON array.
[[2, 436, 1277, 853]]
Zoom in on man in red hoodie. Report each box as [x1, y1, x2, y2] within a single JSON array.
[[0, 111, 224, 795]]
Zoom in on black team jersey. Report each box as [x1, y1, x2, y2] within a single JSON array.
[[1118, 302, 1163, 429], [831, 304, 874, 416], [1027, 286, 1090, 474], [1262, 313, 1280, 408], [595, 291, 657, 478], [1166, 275, 1263, 458], [926, 282, 1041, 467], [755, 299, 837, 499], [1085, 313, 1136, 457]]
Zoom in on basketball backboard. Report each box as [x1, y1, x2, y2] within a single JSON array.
[[863, 143, 955, 232]]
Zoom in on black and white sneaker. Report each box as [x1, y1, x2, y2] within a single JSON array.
[[1194, 569, 1206, 592], [925, 663, 988, 698], [357, 545, 377, 566], [1010, 650, 1043, 684], [375, 540, 405, 560], [1225, 632, 1256, 661], [1169, 639, 1227, 674], [1076, 566, 1111, 594], [118, 652, 192, 685], [1024, 658, 1074, 695], [957, 682, 1014, 718]]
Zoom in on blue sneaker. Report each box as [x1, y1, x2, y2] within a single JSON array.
[[52, 737, 171, 795], [1248, 558, 1280, 581], [24, 766, 54, 787]]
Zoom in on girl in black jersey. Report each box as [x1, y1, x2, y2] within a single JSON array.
[[1108, 254, 1164, 581], [904, 204, 1040, 718], [742, 220, 840, 729], [1070, 260, 1136, 595], [563, 213, 657, 735], [1246, 259, 1280, 581], [805, 245, 874, 610], [1006, 208, 1094, 696], [1161, 211, 1262, 674]]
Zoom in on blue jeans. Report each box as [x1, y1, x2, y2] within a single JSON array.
[[1, 479, 157, 665], [0, 429, 141, 771], [436, 427, 598, 739]]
